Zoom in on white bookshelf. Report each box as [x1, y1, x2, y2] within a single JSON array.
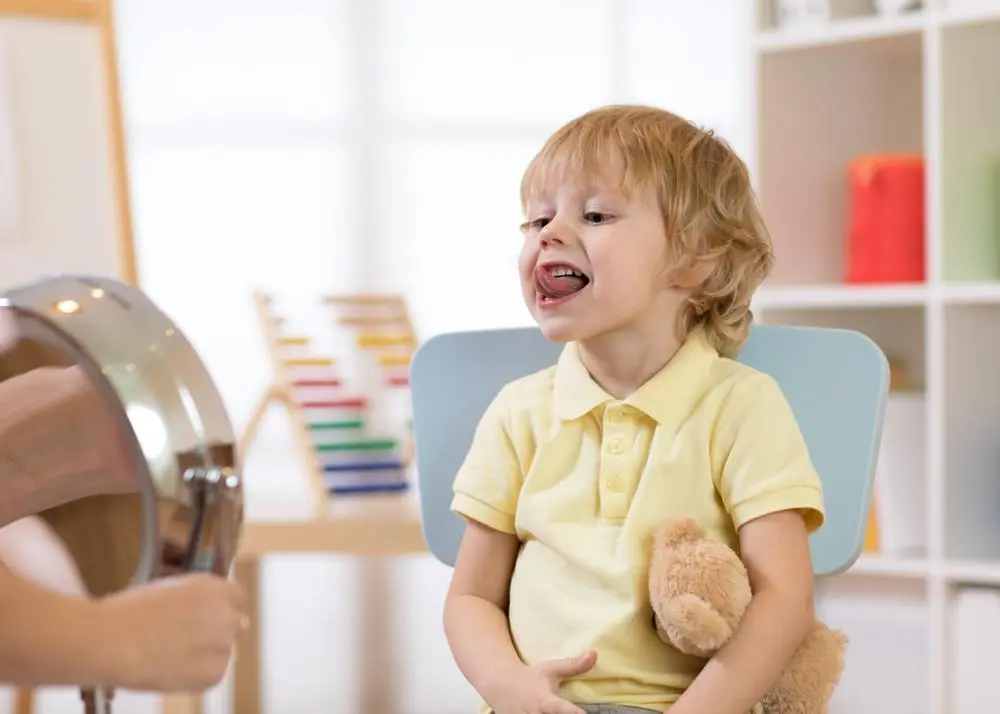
[[749, 2, 1000, 713]]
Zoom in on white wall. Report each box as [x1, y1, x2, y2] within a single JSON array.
[[1, 2, 753, 712]]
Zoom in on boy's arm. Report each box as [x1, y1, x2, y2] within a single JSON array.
[[444, 519, 524, 702], [668, 510, 815, 714], [671, 373, 823, 714], [443, 385, 529, 702]]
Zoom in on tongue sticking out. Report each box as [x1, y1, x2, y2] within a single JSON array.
[[534, 266, 588, 300]]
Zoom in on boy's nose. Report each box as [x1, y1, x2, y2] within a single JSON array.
[[539, 221, 572, 247]]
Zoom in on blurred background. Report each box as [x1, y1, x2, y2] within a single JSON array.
[[1, 0, 999, 713]]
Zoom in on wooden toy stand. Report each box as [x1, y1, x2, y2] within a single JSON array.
[[239, 292, 331, 517], [226, 291, 425, 714], [322, 292, 418, 468], [239, 291, 418, 507]]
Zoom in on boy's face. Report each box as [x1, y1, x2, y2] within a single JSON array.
[[518, 173, 677, 343]]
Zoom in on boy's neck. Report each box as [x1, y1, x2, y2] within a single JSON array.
[[576, 316, 684, 400]]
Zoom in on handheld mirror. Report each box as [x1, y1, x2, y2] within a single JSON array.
[[0, 275, 243, 713]]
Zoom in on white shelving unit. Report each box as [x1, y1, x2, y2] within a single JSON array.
[[749, 2, 1000, 713]]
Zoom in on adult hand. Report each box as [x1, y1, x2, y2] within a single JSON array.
[[0, 307, 138, 527], [96, 573, 248, 692]]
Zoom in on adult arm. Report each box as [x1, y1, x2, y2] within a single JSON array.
[[0, 560, 124, 688]]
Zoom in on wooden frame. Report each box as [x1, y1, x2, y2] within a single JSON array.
[[3, 1, 138, 712]]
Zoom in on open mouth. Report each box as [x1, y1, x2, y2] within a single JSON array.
[[533, 263, 591, 303]]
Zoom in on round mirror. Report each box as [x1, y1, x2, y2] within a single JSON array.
[[0, 275, 243, 600]]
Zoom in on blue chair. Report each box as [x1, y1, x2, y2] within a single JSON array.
[[410, 324, 889, 577]]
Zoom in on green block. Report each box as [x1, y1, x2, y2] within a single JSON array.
[[315, 438, 398, 452], [307, 419, 364, 430]]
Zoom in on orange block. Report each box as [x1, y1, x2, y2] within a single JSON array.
[[864, 502, 879, 553], [377, 353, 411, 367], [357, 333, 415, 348]]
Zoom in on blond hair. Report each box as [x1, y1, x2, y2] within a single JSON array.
[[520, 105, 773, 359]]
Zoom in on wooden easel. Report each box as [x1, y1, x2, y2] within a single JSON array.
[[0, 0, 136, 285], [5, 1, 139, 713]]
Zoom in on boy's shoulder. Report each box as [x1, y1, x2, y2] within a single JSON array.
[[494, 364, 559, 414], [705, 355, 785, 406]]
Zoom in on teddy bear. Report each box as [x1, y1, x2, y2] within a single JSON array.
[[648, 517, 848, 714]]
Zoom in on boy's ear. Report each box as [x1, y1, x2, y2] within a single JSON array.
[[670, 260, 714, 289]]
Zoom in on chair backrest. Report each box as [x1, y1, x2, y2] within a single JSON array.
[[410, 324, 889, 577]]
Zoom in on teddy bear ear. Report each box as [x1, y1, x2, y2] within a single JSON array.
[[654, 517, 707, 549]]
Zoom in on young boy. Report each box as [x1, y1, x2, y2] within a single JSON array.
[[442, 105, 825, 714]]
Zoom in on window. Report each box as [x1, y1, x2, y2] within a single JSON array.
[[115, 0, 750, 427]]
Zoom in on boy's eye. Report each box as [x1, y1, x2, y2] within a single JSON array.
[[584, 212, 610, 225], [521, 217, 550, 232]]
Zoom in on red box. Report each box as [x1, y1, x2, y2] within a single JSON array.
[[845, 155, 926, 284]]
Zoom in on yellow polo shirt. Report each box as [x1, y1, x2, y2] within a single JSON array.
[[451, 329, 825, 711]]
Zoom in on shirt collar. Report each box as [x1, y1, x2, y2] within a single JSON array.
[[552, 329, 718, 426]]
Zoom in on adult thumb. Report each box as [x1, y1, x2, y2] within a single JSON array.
[[0, 308, 18, 352], [543, 650, 598, 680]]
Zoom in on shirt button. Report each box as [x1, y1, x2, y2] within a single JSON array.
[[607, 475, 623, 491], [608, 440, 625, 455]]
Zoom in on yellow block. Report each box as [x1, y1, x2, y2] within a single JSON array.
[[278, 336, 311, 346], [377, 353, 411, 367], [283, 356, 335, 367], [357, 333, 415, 348]]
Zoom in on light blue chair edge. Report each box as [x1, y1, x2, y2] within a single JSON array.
[[411, 324, 890, 578]]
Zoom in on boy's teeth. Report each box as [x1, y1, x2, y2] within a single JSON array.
[[550, 267, 582, 277]]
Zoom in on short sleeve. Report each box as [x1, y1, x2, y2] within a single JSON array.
[[713, 373, 825, 534], [450, 385, 524, 535]]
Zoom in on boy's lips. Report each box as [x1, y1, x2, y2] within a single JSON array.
[[533, 261, 590, 308], [534, 262, 590, 295]]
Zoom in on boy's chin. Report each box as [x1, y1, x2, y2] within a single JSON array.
[[534, 316, 590, 343]]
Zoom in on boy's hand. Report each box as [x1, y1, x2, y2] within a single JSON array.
[[95, 573, 248, 692], [489, 650, 597, 714]]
